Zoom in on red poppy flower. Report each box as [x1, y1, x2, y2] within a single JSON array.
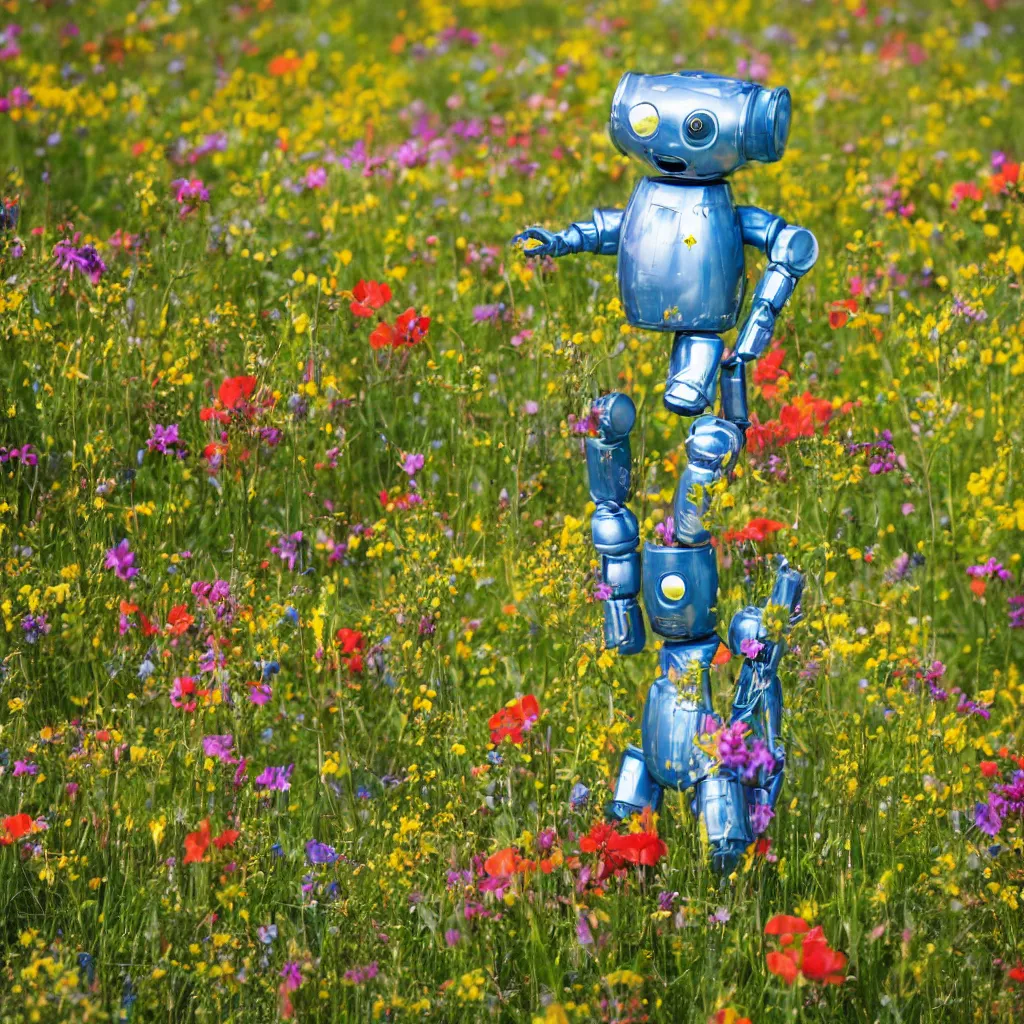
[[336, 627, 364, 654], [1008, 961, 1024, 983], [200, 375, 259, 422], [213, 827, 241, 850], [980, 760, 1001, 778], [723, 518, 788, 544], [167, 604, 194, 636], [2, 813, 34, 843], [369, 308, 431, 349], [765, 914, 811, 944], [488, 694, 540, 744], [184, 819, 211, 864], [766, 949, 800, 985], [753, 347, 788, 386], [350, 279, 392, 317], [799, 926, 848, 985], [606, 829, 667, 867]]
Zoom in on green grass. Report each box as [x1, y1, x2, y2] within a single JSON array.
[[2, 0, 1024, 1020]]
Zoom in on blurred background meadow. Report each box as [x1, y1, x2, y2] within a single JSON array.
[[1, 0, 1024, 1020]]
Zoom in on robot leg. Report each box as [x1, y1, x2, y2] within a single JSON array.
[[664, 332, 724, 416], [695, 773, 754, 875], [673, 415, 745, 546], [586, 393, 646, 655], [607, 744, 663, 821]]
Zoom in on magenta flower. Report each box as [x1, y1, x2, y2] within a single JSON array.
[[146, 423, 180, 454], [254, 764, 294, 792], [401, 452, 424, 476], [172, 177, 210, 216], [740, 637, 765, 659], [280, 961, 302, 992], [104, 539, 139, 580], [202, 735, 235, 762], [13, 760, 38, 777], [303, 166, 327, 190], [271, 531, 304, 571]]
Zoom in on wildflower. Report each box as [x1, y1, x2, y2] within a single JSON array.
[[21, 613, 50, 644], [271, 531, 304, 571], [303, 166, 327, 190], [401, 452, 425, 476], [489, 694, 540, 744], [202, 735, 235, 762], [1010, 596, 1024, 629], [305, 839, 339, 864], [569, 783, 590, 810], [146, 423, 181, 454], [342, 962, 379, 985], [369, 308, 431, 349], [722, 518, 787, 544], [254, 764, 294, 792], [201, 375, 259, 422], [350, 279, 392, 317], [336, 628, 364, 673], [257, 924, 278, 945], [2, 813, 34, 843], [169, 677, 198, 711], [183, 819, 211, 864], [445, 929, 461, 947], [739, 638, 765, 659], [104, 539, 139, 580], [172, 177, 210, 215], [53, 238, 106, 284], [974, 798, 1003, 836], [764, 915, 846, 986]]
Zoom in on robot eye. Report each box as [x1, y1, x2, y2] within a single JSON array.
[[628, 102, 660, 138], [684, 110, 717, 148]]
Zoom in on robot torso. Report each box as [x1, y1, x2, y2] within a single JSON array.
[[618, 178, 746, 333]]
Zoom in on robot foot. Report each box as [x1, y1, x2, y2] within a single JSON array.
[[606, 745, 662, 821]]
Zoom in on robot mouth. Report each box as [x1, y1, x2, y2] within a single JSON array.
[[652, 154, 689, 173]]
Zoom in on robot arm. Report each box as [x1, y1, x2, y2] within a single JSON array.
[[734, 206, 818, 361], [512, 208, 623, 258]]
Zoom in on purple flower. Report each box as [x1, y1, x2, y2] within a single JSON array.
[[280, 961, 302, 992], [13, 760, 38, 777], [146, 423, 180, 454], [593, 582, 612, 601], [717, 721, 749, 769], [657, 890, 677, 912], [53, 239, 106, 284], [744, 738, 776, 781], [270, 531, 304, 571], [576, 914, 594, 946], [21, 613, 50, 644], [522, 400, 539, 415], [444, 929, 461, 947], [749, 803, 775, 834], [257, 923, 278, 944], [401, 452, 424, 476], [305, 839, 339, 864], [172, 177, 210, 215], [708, 906, 731, 925], [303, 166, 327, 190], [975, 798, 1003, 836], [739, 637, 765, 659], [967, 558, 1013, 582], [104, 539, 139, 580], [202, 735, 235, 762], [254, 764, 294, 792], [342, 961, 379, 985], [472, 303, 502, 324], [1009, 595, 1024, 629]]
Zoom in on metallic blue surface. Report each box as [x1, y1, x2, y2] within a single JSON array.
[[618, 178, 745, 333], [641, 542, 717, 640], [512, 70, 814, 872], [585, 393, 646, 655]]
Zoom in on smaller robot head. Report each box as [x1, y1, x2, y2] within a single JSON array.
[[609, 71, 791, 180]]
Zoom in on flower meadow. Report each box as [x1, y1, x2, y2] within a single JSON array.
[[1, 0, 1024, 1020]]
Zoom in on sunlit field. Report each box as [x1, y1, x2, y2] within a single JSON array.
[[2, 0, 1024, 1020]]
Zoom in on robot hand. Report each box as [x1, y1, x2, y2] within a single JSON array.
[[510, 225, 583, 258]]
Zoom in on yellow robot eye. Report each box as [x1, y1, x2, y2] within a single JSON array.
[[660, 574, 686, 601], [628, 103, 660, 138]]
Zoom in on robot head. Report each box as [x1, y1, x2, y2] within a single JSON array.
[[609, 71, 791, 180]]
